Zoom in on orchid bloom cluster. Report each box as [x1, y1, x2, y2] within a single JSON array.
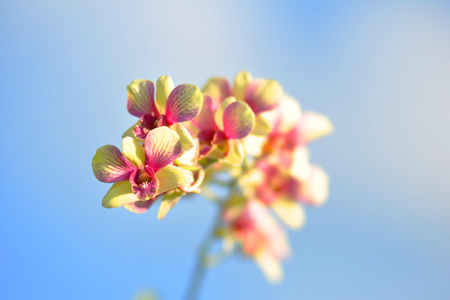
[[92, 72, 332, 284]]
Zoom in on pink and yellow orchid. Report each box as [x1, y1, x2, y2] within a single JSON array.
[[124, 76, 203, 151], [92, 126, 193, 213]]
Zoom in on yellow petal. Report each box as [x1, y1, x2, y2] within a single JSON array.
[[233, 70, 252, 101], [254, 250, 284, 284], [122, 137, 145, 169], [300, 112, 333, 142], [177, 138, 199, 166], [102, 181, 137, 208], [202, 77, 233, 102], [214, 96, 235, 131], [156, 75, 174, 115], [251, 115, 272, 136], [223, 139, 244, 166], [171, 123, 194, 152], [242, 134, 267, 157], [271, 199, 306, 229], [290, 146, 311, 182], [158, 189, 184, 219], [154, 165, 194, 195], [301, 166, 329, 206]]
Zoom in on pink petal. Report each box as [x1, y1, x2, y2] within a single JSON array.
[[92, 145, 136, 183], [144, 127, 182, 172], [223, 101, 255, 139], [202, 77, 233, 103], [165, 84, 203, 124], [244, 79, 283, 114], [124, 199, 155, 214], [190, 95, 219, 131], [129, 170, 158, 200], [127, 80, 159, 118]]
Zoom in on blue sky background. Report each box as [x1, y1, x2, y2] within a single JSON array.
[[1, 0, 450, 299]]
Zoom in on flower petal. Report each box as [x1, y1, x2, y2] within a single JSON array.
[[233, 71, 252, 101], [92, 145, 136, 183], [191, 95, 219, 131], [251, 114, 272, 136], [223, 101, 255, 139], [124, 199, 155, 214], [214, 96, 235, 131], [156, 75, 174, 115], [102, 181, 138, 208], [244, 79, 283, 114], [202, 77, 233, 103], [122, 137, 145, 169], [171, 122, 194, 152], [158, 189, 184, 219], [271, 199, 306, 229], [289, 146, 311, 182], [254, 250, 284, 284], [165, 84, 203, 124], [223, 139, 244, 166], [145, 127, 182, 172], [154, 165, 194, 195], [299, 112, 333, 143], [127, 79, 158, 117], [299, 166, 329, 206]]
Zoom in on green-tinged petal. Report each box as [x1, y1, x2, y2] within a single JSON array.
[[245, 79, 283, 114], [92, 145, 136, 183], [122, 121, 144, 143], [223, 101, 255, 139], [165, 84, 203, 124], [214, 96, 235, 131], [127, 79, 158, 117], [254, 250, 284, 284], [289, 146, 311, 182], [252, 114, 272, 136], [122, 137, 145, 169], [202, 77, 233, 103], [171, 123, 194, 152], [271, 199, 306, 229], [102, 181, 137, 208], [299, 112, 333, 142], [177, 138, 199, 166], [223, 139, 244, 166], [154, 165, 194, 195], [233, 71, 252, 101], [145, 127, 182, 171], [156, 75, 174, 114], [158, 189, 184, 219]]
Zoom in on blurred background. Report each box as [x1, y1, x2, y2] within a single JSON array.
[[1, 0, 450, 299]]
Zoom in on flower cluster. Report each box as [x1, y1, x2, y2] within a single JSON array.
[[92, 72, 332, 282]]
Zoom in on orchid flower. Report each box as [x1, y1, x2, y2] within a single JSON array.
[[191, 95, 255, 166], [124, 76, 203, 151], [92, 126, 194, 213], [222, 199, 291, 283], [202, 71, 283, 136]]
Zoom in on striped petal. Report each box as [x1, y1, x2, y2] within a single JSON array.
[[202, 77, 233, 103], [165, 84, 203, 124], [245, 79, 283, 114], [145, 127, 182, 172], [124, 199, 155, 214], [191, 95, 219, 131], [122, 137, 145, 169], [154, 165, 194, 195], [215, 96, 235, 131], [127, 79, 158, 117], [92, 145, 136, 183], [223, 101, 255, 139], [102, 181, 138, 208], [233, 71, 252, 101], [156, 75, 174, 115]]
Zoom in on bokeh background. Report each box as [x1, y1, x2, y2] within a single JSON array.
[[1, 0, 450, 299]]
